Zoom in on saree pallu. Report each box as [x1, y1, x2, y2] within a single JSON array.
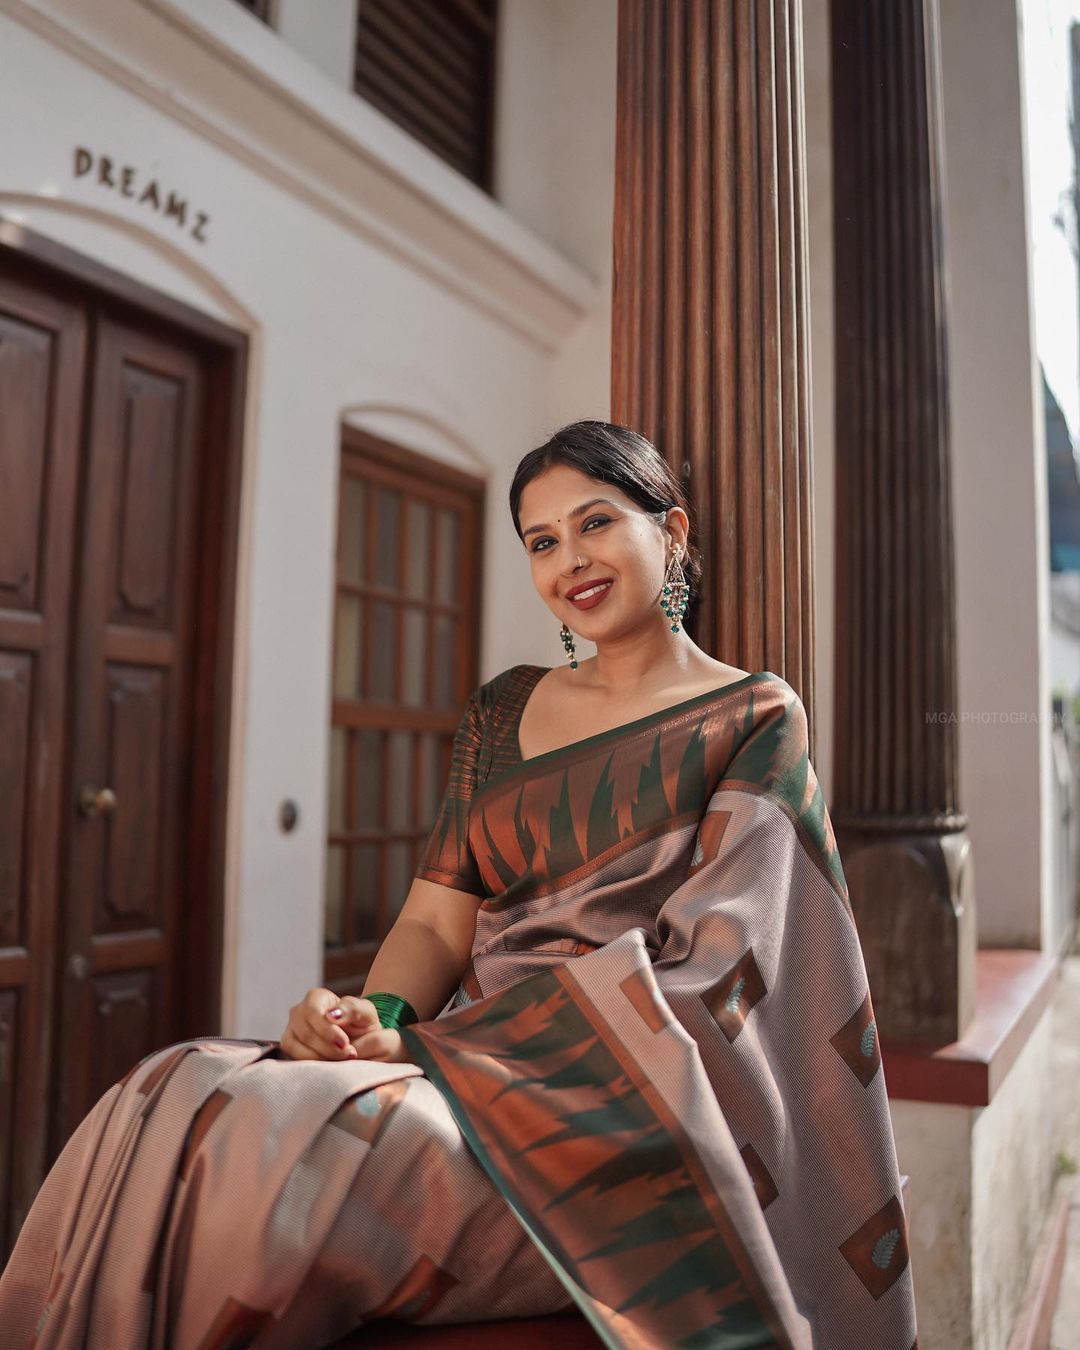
[[0, 667, 917, 1348]]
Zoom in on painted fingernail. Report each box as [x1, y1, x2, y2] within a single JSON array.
[[334, 1035, 348, 1049], [327, 1008, 344, 1020]]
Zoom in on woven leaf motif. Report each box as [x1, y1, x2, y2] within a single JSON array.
[[839, 1194, 910, 1298], [724, 976, 747, 1015], [872, 1228, 900, 1270], [704, 949, 766, 1042], [830, 991, 882, 1087], [355, 1091, 381, 1118]]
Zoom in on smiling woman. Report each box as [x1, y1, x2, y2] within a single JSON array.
[[509, 420, 741, 732], [0, 421, 917, 1349], [513, 421, 704, 647]]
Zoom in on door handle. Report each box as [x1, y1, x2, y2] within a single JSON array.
[[77, 785, 117, 819], [68, 953, 91, 981]]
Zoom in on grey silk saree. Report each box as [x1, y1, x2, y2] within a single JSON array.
[[0, 665, 917, 1349]]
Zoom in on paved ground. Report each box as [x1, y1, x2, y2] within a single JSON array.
[[1051, 957, 1080, 1349]]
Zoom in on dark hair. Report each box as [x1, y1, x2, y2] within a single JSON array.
[[509, 419, 703, 630]]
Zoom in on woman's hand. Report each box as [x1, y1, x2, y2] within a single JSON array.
[[281, 988, 357, 1061], [280, 988, 412, 1063], [332, 995, 411, 1063]]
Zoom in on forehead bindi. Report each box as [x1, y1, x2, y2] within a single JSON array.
[[521, 497, 622, 540]]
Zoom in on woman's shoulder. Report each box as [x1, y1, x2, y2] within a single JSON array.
[[722, 673, 811, 783], [495, 662, 552, 690], [729, 669, 805, 730], [755, 670, 803, 715], [468, 664, 550, 720]]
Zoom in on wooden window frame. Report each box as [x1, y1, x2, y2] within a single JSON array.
[[324, 425, 484, 991]]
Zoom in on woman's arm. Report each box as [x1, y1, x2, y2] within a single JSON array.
[[281, 879, 480, 1062], [360, 878, 481, 1019]]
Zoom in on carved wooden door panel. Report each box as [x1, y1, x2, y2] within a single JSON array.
[[51, 313, 205, 1152], [0, 238, 238, 1262], [0, 266, 86, 1254]]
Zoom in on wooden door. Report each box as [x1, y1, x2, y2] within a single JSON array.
[[52, 314, 206, 1150], [0, 243, 240, 1257], [0, 267, 87, 1255]]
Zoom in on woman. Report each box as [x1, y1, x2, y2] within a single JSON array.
[[0, 421, 917, 1348]]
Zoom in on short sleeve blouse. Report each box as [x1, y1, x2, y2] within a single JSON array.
[[413, 690, 486, 895]]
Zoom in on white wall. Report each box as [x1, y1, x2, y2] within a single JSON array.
[[274, 0, 357, 88], [889, 1010, 1055, 1350], [486, 0, 620, 675], [496, 0, 616, 281], [971, 1011, 1056, 1349], [890, 1097, 974, 1349], [0, 0, 611, 1037], [937, 0, 1052, 947]]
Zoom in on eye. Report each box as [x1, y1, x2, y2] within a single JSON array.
[[529, 516, 611, 555]]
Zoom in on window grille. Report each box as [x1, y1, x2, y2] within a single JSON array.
[[325, 425, 483, 991]]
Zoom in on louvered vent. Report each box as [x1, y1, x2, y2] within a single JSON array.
[[354, 0, 498, 190]]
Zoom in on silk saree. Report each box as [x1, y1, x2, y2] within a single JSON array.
[[0, 665, 917, 1349]]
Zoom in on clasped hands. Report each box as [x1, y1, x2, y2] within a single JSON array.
[[280, 987, 412, 1064]]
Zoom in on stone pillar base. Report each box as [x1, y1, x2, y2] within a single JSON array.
[[836, 824, 977, 1045]]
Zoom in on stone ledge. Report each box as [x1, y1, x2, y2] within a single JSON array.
[[881, 949, 1058, 1107]]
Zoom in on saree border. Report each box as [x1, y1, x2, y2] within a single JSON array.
[[400, 1031, 619, 1349], [719, 777, 852, 915], [475, 670, 777, 799], [476, 806, 701, 913], [402, 963, 794, 1350], [549, 965, 796, 1350]]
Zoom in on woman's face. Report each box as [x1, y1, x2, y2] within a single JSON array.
[[517, 463, 687, 639]]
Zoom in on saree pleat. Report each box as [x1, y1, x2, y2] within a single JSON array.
[[0, 666, 917, 1348], [0, 1041, 573, 1347]]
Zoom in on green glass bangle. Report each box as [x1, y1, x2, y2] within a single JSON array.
[[365, 992, 419, 1030]]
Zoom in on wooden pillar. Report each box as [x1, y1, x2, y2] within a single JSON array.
[[830, 0, 975, 1044], [611, 0, 817, 749]]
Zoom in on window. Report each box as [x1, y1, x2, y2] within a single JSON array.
[[325, 426, 484, 992], [353, 0, 498, 191]]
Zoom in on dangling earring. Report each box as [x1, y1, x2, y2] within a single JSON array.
[[560, 622, 579, 670], [661, 550, 689, 633], [559, 555, 586, 671]]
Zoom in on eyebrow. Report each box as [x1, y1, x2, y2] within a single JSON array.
[[521, 498, 620, 540]]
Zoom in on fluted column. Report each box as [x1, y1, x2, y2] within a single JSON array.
[[612, 0, 817, 747], [830, 0, 974, 1044]]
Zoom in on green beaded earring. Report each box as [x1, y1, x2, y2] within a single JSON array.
[[662, 550, 690, 632], [560, 622, 578, 670], [559, 550, 689, 664]]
